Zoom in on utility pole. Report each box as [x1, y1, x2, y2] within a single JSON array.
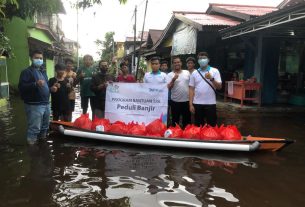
[[76, 0, 80, 69], [112, 36, 115, 59], [136, 0, 148, 80], [133, 5, 137, 74]]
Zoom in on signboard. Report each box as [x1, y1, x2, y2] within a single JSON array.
[[105, 83, 168, 125]]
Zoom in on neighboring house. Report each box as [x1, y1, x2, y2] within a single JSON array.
[[123, 31, 148, 72], [148, 10, 241, 71], [115, 41, 125, 59], [220, 1, 305, 104], [3, 11, 69, 91], [62, 37, 79, 57]]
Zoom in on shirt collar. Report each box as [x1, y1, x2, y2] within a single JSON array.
[[150, 70, 161, 75], [198, 65, 210, 72]]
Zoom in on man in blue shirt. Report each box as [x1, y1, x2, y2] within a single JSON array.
[[143, 56, 167, 84], [18, 49, 50, 145]]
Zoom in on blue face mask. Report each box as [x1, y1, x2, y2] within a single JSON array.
[[198, 58, 209, 67], [33, 59, 43, 67]]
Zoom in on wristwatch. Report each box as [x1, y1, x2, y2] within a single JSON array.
[[210, 78, 215, 82]]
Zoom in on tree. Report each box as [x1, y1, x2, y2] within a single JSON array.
[[77, 0, 127, 9], [1, 0, 63, 19], [95, 32, 116, 63]]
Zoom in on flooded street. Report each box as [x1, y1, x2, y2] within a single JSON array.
[[0, 96, 305, 207]]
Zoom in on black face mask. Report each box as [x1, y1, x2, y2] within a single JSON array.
[[100, 67, 107, 74]]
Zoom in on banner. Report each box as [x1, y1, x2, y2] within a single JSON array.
[[105, 83, 168, 125], [171, 22, 197, 55]]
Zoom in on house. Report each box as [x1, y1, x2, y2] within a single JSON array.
[[62, 37, 79, 57], [147, 10, 241, 70], [220, 0, 305, 105], [3, 10, 69, 91]]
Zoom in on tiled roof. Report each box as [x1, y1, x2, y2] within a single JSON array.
[[209, 4, 277, 16], [174, 11, 241, 26]]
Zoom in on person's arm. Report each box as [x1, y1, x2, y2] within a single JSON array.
[[75, 69, 83, 85], [90, 76, 99, 93], [211, 79, 222, 90], [18, 70, 37, 92], [189, 86, 195, 114], [168, 73, 178, 89], [211, 70, 222, 90], [49, 78, 58, 93]]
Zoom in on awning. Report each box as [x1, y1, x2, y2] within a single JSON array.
[[220, 2, 305, 39]]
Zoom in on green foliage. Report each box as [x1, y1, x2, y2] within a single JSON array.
[[77, 0, 127, 9], [2, 0, 64, 19], [0, 32, 13, 57], [95, 31, 116, 63], [0, 0, 18, 17]]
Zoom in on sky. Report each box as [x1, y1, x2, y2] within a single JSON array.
[[59, 0, 283, 59]]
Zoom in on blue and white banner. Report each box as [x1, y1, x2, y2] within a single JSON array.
[[105, 83, 168, 125]]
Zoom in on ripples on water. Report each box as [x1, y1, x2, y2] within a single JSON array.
[[48, 143, 250, 207]]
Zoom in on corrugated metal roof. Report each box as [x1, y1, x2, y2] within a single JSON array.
[[174, 12, 241, 26], [209, 4, 277, 16], [148, 29, 163, 45]]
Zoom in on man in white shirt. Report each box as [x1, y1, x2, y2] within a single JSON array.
[[189, 52, 222, 126], [168, 56, 191, 128], [144, 56, 167, 84]]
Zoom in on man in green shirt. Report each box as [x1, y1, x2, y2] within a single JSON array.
[[76, 54, 96, 118]]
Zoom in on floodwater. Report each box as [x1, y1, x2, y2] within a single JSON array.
[[0, 96, 305, 207]]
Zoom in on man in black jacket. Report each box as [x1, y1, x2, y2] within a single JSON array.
[[18, 49, 50, 145], [90, 60, 115, 118]]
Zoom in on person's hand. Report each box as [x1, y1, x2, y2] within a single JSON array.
[[173, 73, 179, 81], [98, 83, 105, 90], [189, 104, 195, 114], [51, 86, 58, 92], [79, 72, 85, 78], [36, 80, 45, 87], [205, 72, 212, 79], [72, 73, 77, 79], [54, 82, 61, 88]]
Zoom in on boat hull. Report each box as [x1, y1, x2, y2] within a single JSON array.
[[51, 121, 294, 152]]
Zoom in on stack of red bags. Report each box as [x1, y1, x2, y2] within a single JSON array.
[[73, 116, 242, 140]]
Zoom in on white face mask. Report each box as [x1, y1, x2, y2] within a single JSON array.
[[198, 58, 209, 67], [33, 59, 43, 67]]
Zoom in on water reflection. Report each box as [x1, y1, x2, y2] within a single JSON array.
[[48, 140, 258, 207]]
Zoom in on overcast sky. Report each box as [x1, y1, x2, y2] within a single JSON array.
[[59, 0, 283, 59]]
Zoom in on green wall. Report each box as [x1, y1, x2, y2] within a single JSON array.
[[4, 17, 54, 89], [46, 58, 54, 79], [4, 17, 31, 89]]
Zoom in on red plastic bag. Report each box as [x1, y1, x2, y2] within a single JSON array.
[[182, 124, 201, 139], [109, 121, 128, 134], [200, 125, 222, 140], [220, 125, 242, 140], [91, 117, 110, 132], [127, 122, 146, 136], [73, 114, 92, 130], [146, 119, 167, 137], [145, 133, 162, 138], [164, 124, 183, 138]]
